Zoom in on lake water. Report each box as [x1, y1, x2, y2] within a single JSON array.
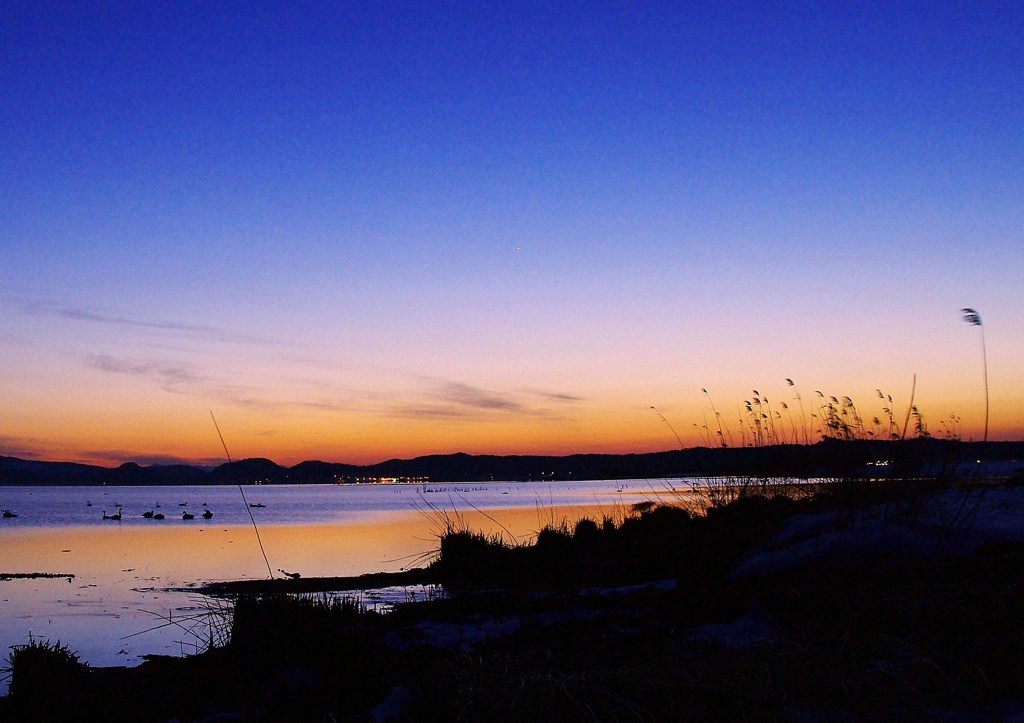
[[0, 479, 686, 690]]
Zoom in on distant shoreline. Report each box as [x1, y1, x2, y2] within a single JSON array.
[[4, 439, 1024, 487]]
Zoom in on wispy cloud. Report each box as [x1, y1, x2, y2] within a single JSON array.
[[81, 350, 584, 426], [85, 354, 201, 390], [203, 382, 353, 415], [521, 388, 586, 404], [87, 350, 349, 426], [81, 450, 222, 467], [53, 306, 212, 333], [442, 382, 524, 411], [390, 381, 583, 421], [24, 301, 287, 346], [393, 405, 477, 421], [0, 435, 48, 460]]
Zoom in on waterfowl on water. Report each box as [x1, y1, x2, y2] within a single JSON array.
[[182, 511, 195, 520], [153, 512, 165, 520], [142, 510, 154, 518], [2, 509, 17, 518], [102, 508, 122, 521], [202, 509, 213, 519]]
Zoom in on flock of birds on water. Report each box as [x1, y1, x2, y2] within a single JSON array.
[[96, 500, 269, 521], [2, 499, 302, 576], [1, 500, 271, 522], [99, 500, 216, 521]]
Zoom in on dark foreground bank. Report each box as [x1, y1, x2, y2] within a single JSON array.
[[4, 475, 1024, 721]]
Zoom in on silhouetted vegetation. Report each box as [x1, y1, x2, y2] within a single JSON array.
[[2, 637, 89, 722]]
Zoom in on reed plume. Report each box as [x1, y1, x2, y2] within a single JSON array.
[[961, 308, 989, 443]]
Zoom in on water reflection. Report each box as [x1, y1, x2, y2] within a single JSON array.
[[0, 479, 671, 528], [0, 484, 676, 690]]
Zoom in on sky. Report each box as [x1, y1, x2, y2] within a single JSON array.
[[2, 1, 1022, 467]]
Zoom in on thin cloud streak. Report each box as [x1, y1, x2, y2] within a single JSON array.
[[81, 351, 584, 426], [442, 382, 523, 412], [82, 450, 221, 467], [85, 354, 201, 389], [205, 382, 356, 415], [521, 388, 586, 404], [83, 352, 357, 416], [24, 301, 288, 347], [0, 435, 48, 460], [389, 381, 583, 421], [56, 306, 212, 333], [392, 406, 477, 421]]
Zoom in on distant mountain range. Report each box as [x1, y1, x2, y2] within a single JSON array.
[[2, 439, 1023, 486]]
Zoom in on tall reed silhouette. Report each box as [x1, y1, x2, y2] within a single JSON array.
[[211, 412, 275, 579], [700, 388, 731, 447], [961, 308, 989, 443], [900, 374, 917, 442], [650, 406, 684, 449], [786, 378, 810, 444]]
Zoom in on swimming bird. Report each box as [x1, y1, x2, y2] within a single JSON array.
[[2, 509, 17, 518], [182, 511, 195, 520], [142, 510, 154, 519], [153, 512, 165, 520], [202, 509, 213, 519], [102, 508, 122, 521]]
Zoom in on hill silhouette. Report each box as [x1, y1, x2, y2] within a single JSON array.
[[1, 439, 1022, 486]]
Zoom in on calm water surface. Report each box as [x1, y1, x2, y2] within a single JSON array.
[[0, 479, 673, 528], [0, 480, 685, 689]]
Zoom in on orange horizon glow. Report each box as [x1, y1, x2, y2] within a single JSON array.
[[9, 378, 1022, 469]]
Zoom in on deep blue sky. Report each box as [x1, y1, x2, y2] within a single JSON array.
[[2, 2, 1022, 464]]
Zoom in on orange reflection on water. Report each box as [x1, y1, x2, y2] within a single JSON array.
[[0, 502, 633, 584], [0, 499, 646, 687], [242, 503, 639, 579]]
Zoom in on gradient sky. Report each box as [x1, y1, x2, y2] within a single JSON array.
[[2, 2, 1022, 467]]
